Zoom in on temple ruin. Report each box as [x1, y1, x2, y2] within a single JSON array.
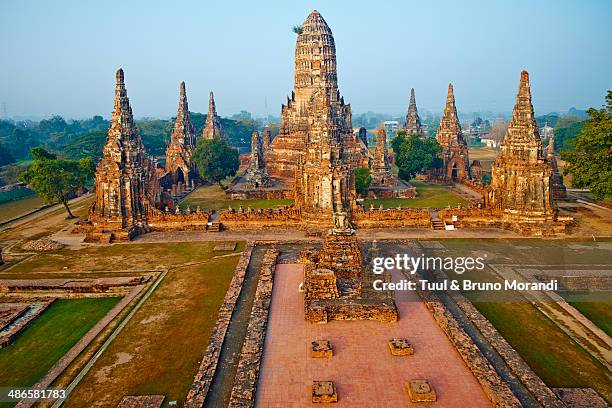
[[78, 69, 210, 242], [87, 68, 152, 241], [367, 128, 416, 198], [243, 131, 270, 188], [546, 137, 568, 199], [202, 91, 223, 140], [404, 88, 424, 137], [487, 71, 556, 220], [265, 10, 361, 196], [433, 84, 470, 182], [163, 81, 198, 196]]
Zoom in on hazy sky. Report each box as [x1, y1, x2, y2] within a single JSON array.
[[1, 0, 611, 119]]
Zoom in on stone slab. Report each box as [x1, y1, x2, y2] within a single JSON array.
[[310, 340, 333, 358], [388, 338, 414, 356], [312, 381, 338, 404], [406, 379, 437, 402]]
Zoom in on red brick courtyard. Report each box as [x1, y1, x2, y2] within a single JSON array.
[[255, 264, 491, 407]]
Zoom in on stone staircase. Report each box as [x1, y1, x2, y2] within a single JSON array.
[[431, 219, 445, 230], [430, 210, 445, 230], [207, 222, 221, 232]]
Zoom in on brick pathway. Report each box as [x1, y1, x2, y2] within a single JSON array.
[[255, 264, 491, 407]]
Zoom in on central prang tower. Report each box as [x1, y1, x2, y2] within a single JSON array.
[[267, 10, 356, 226]]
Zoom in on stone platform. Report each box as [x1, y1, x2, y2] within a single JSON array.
[[255, 264, 490, 407]]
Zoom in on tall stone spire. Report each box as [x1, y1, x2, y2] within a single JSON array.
[[170, 81, 196, 149], [436, 84, 464, 147], [404, 88, 424, 137], [293, 10, 339, 105], [288, 10, 355, 226], [499, 71, 543, 162], [267, 9, 357, 222], [92, 68, 148, 231], [202, 91, 222, 140], [166, 81, 197, 188], [370, 128, 396, 187], [488, 71, 556, 217], [435, 83, 470, 181]]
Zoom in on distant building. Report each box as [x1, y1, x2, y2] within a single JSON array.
[[383, 120, 399, 134], [480, 137, 498, 149], [540, 122, 554, 141]]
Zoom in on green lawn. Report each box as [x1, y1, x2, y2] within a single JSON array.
[[563, 291, 612, 337], [364, 180, 467, 209], [0, 195, 46, 222], [417, 240, 612, 403], [179, 184, 293, 211], [65, 242, 244, 407], [0, 298, 120, 394], [474, 301, 611, 402]]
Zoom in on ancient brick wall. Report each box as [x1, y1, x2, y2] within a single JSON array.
[[352, 208, 431, 228], [185, 243, 254, 408], [228, 249, 278, 407]]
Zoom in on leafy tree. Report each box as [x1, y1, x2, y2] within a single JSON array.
[[0, 141, 15, 166], [19, 147, 95, 218], [561, 91, 612, 201], [192, 138, 239, 188], [38, 115, 68, 135], [62, 130, 107, 160], [391, 132, 442, 181], [354, 168, 372, 197], [554, 116, 584, 152]]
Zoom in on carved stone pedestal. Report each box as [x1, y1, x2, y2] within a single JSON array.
[[312, 381, 338, 403], [406, 380, 437, 402]]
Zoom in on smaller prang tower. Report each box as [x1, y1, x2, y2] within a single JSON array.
[[244, 131, 270, 188], [90, 69, 149, 238], [404, 88, 424, 137], [435, 84, 470, 182], [202, 91, 223, 140], [488, 71, 556, 221], [165, 81, 198, 191], [370, 128, 396, 187]]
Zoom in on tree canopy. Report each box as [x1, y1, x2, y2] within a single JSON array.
[[561, 91, 612, 201], [19, 147, 95, 217], [191, 138, 239, 187], [391, 130, 442, 181], [354, 168, 372, 197]]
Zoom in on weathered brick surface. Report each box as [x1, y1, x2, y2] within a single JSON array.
[[437, 268, 565, 407], [184, 243, 254, 408], [415, 280, 521, 407]]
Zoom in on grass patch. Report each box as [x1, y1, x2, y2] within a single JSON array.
[[418, 239, 612, 403], [474, 301, 612, 402], [2, 241, 243, 278], [0, 298, 120, 392], [179, 184, 293, 211], [64, 243, 244, 407], [364, 180, 467, 209], [0, 195, 46, 222], [562, 292, 612, 337]]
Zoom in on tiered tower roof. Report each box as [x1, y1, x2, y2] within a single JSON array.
[[436, 84, 466, 148], [499, 71, 544, 163], [170, 81, 196, 149], [404, 88, 424, 137], [293, 10, 339, 105], [102, 68, 145, 170], [202, 91, 222, 140]]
